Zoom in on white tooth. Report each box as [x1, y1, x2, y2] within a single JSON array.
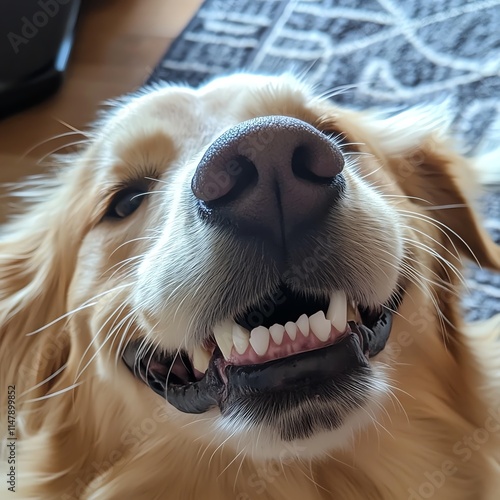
[[309, 311, 331, 341], [250, 326, 270, 356], [269, 324, 285, 345], [232, 323, 250, 355], [327, 291, 347, 331], [285, 321, 297, 341], [213, 319, 233, 360], [296, 314, 310, 337], [192, 346, 211, 373]]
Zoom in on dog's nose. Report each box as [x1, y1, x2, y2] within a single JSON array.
[[191, 115, 345, 245]]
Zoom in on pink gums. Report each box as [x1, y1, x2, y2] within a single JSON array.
[[228, 324, 348, 365]]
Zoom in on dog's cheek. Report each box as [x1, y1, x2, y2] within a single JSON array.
[[337, 176, 404, 305], [68, 235, 108, 308], [68, 227, 133, 309]]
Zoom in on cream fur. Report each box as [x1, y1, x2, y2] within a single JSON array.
[[1, 74, 499, 499]]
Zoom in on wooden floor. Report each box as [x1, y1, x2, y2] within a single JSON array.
[[0, 0, 202, 220]]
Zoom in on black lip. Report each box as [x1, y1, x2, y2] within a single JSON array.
[[355, 306, 393, 357], [122, 306, 395, 415], [122, 343, 220, 413], [224, 332, 367, 396]]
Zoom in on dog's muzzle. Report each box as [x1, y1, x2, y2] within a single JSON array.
[[123, 116, 401, 438]]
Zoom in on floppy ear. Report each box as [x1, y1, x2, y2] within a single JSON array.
[[383, 135, 500, 272], [0, 162, 96, 415]]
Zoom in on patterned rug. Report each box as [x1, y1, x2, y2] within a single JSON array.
[[149, 0, 500, 321]]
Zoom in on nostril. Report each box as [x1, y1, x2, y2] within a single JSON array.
[[292, 145, 324, 183], [192, 153, 258, 205], [291, 142, 344, 184], [213, 156, 258, 206]]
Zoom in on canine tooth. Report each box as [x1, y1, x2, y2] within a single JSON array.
[[296, 314, 310, 337], [309, 311, 331, 341], [192, 346, 211, 373], [285, 321, 297, 341], [213, 320, 233, 360], [327, 291, 347, 331], [250, 326, 270, 356], [232, 323, 250, 355], [269, 324, 285, 345]]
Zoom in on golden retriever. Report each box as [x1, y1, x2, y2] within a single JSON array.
[[1, 74, 500, 500]]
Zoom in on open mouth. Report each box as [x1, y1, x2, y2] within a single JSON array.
[[123, 285, 399, 415]]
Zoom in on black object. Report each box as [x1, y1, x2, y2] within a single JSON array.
[[192, 115, 345, 248], [0, 0, 80, 118]]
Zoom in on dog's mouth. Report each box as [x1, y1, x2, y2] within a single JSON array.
[[123, 285, 399, 416]]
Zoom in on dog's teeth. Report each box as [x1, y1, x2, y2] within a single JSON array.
[[192, 346, 211, 373], [250, 326, 270, 356], [213, 320, 233, 360], [284, 321, 297, 341], [269, 324, 285, 345], [232, 323, 250, 355], [309, 311, 331, 341], [327, 291, 347, 331], [296, 314, 310, 337]]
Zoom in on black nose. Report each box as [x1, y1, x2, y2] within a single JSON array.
[[191, 115, 345, 246]]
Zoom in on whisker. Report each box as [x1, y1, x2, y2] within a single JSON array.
[[316, 83, 359, 101], [19, 363, 68, 397], [21, 130, 88, 158], [37, 140, 90, 164], [400, 209, 480, 267], [23, 381, 84, 403], [26, 283, 134, 336]]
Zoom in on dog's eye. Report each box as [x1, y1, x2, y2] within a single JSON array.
[[105, 188, 147, 219]]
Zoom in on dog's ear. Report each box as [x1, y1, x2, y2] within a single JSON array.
[[0, 159, 96, 405], [384, 136, 500, 271]]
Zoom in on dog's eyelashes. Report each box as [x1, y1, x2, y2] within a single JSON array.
[[105, 188, 147, 219]]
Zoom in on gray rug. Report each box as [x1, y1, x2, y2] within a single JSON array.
[[149, 0, 500, 321]]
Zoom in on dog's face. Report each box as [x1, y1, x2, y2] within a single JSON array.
[[14, 74, 500, 466], [67, 74, 408, 458]]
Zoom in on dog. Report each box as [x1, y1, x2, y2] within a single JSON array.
[[1, 73, 499, 499]]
